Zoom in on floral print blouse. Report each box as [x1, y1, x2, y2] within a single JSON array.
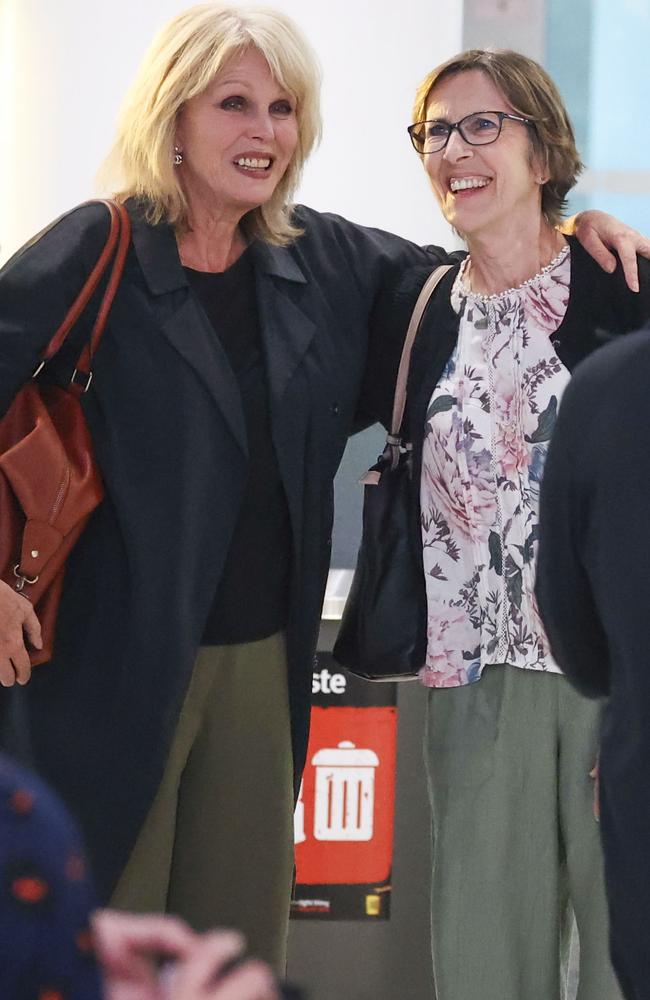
[[419, 245, 571, 688]]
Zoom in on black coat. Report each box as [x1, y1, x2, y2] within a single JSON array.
[[536, 327, 650, 1000], [366, 236, 650, 1000], [0, 200, 451, 898]]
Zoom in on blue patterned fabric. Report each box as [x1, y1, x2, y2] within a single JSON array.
[[0, 753, 102, 999]]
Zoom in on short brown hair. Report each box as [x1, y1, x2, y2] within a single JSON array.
[[412, 49, 583, 226], [98, 4, 322, 245]]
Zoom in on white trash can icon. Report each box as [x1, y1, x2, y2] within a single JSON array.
[[311, 741, 379, 842]]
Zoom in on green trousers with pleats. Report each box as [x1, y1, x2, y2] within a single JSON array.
[[110, 632, 295, 974], [425, 663, 623, 1000]]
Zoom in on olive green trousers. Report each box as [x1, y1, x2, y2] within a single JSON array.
[[110, 633, 295, 974], [425, 664, 622, 1000]]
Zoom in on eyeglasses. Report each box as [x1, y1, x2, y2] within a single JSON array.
[[407, 110, 534, 154]]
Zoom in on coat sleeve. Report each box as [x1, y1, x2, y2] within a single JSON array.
[[355, 259, 442, 432], [281, 206, 464, 432], [535, 379, 611, 697], [601, 251, 650, 334], [632, 254, 650, 322], [612, 252, 650, 330], [0, 203, 113, 415]]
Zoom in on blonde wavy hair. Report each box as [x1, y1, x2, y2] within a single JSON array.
[[412, 49, 583, 226], [98, 4, 322, 244]]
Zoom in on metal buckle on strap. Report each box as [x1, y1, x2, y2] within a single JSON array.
[[13, 564, 39, 592], [70, 369, 93, 392]]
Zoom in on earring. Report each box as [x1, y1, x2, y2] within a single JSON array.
[[173, 146, 184, 166]]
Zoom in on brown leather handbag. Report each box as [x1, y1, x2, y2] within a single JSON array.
[[0, 200, 131, 665]]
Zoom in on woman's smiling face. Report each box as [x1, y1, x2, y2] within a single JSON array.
[[424, 69, 544, 241], [175, 46, 299, 218]]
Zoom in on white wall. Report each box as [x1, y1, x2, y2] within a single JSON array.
[[0, 0, 464, 264]]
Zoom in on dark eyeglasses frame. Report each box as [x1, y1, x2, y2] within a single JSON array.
[[407, 110, 535, 154]]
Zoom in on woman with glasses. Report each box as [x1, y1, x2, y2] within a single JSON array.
[[363, 49, 650, 1000]]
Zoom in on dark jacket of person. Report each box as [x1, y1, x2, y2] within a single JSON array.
[[361, 236, 650, 577], [536, 325, 650, 1000], [0, 199, 450, 899], [0, 753, 101, 999]]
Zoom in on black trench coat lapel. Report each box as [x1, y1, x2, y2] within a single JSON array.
[[252, 241, 317, 570], [250, 241, 316, 404], [130, 211, 248, 456], [159, 299, 248, 457]]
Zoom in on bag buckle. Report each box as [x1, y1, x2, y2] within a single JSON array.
[[70, 369, 93, 392], [13, 564, 39, 592]]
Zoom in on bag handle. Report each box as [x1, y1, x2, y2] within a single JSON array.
[[386, 263, 452, 468], [35, 199, 131, 393]]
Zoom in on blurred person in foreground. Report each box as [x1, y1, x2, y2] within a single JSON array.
[[536, 323, 650, 1000], [0, 751, 281, 1000], [0, 2, 646, 975], [362, 48, 650, 1000]]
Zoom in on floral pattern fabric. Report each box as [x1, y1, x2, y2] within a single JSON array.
[[420, 246, 571, 688]]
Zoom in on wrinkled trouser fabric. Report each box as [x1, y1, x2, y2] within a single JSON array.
[[110, 632, 294, 974], [425, 664, 622, 1000]]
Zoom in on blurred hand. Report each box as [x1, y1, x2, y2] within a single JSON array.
[[0, 579, 41, 687], [162, 930, 280, 1000], [92, 911, 280, 1000], [570, 210, 650, 292], [92, 910, 197, 1000]]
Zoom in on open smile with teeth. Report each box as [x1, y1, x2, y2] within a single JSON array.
[[449, 176, 492, 193], [235, 156, 272, 171]]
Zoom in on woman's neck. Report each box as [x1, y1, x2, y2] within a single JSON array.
[[177, 203, 248, 273], [465, 217, 566, 296]]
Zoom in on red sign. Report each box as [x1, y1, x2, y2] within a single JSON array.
[[295, 705, 397, 885]]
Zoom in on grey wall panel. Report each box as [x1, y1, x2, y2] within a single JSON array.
[[462, 0, 545, 60]]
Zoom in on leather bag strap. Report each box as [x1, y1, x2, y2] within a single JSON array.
[[390, 264, 452, 437], [37, 199, 131, 390], [386, 263, 452, 467]]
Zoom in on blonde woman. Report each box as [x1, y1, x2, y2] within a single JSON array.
[[0, 6, 644, 973]]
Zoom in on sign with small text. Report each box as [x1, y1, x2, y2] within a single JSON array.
[[292, 654, 397, 921]]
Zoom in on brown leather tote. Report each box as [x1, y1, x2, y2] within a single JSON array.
[[0, 200, 131, 665]]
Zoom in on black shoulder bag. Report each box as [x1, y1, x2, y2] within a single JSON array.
[[333, 265, 452, 680]]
